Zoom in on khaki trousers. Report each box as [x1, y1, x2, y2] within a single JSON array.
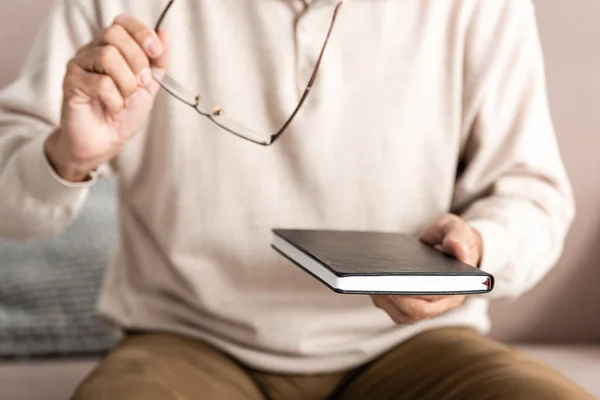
[[72, 327, 592, 400]]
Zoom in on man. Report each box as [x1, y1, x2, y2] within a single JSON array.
[[0, 0, 590, 398]]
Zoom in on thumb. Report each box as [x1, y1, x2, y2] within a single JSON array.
[[440, 221, 472, 263], [152, 28, 170, 70], [147, 29, 170, 97]]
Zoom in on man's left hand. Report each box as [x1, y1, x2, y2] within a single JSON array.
[[371, 214, 483, 324]]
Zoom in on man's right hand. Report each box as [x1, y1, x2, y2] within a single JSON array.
[[44, 15, 170, 182]]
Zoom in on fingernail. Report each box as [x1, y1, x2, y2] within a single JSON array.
[[138, 68, 152, 86], [126, 91, 138, 108], [144, 37, 162, 57]]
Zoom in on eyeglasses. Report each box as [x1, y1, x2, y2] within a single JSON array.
[[152, 0, 345, 146]]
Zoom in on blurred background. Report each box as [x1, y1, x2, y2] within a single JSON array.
[[0, 0, 598, 399], [487, 0, 600, 344]]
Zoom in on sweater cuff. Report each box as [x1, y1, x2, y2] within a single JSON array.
[[14, 134, 95, 205], [467, 219, 517, 276]]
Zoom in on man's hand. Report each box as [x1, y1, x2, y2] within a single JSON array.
[[44, 15, 170, 182], [371, 214, 483, 324]]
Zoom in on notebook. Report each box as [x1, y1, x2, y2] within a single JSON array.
[[271, 229, 494, 295]]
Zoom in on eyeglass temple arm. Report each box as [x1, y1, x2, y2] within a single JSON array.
[[271, 1, 344, 141], [306, 2, 344, 89], [155, 0, 175, 31], [152, 0, 344, 146], [153, 0, 203, 107]]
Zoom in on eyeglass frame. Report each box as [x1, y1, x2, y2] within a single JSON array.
[[152, 0, 345, 146]]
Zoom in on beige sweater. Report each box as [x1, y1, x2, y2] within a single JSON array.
[[0, 0, 574, 373]]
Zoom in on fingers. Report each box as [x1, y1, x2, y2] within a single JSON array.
[[72, 45, 139, 99], [101, 16, 169, 92], [113, 14, 164, 59], [391, 296, 443, 322], [67, 14, 170, 115], [372, 295, 466, 324], [97, 24, 152, 83], [152, 29, 170, 70], [94, 75, 126, 114], [64, 65, 125, 115], [372, 296, 413, 324], [146, 29, 171, 94], [372, 296, 435, 324]]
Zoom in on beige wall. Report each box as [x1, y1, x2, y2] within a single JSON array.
[[0, 0, 51, 84], [489, 0, 600, 343], [1, 1, 598, 343]]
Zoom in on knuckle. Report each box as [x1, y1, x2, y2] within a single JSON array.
[[113, 13, 129, 25], [409, 308, 428, 321], [63, 72, 77, 87], [379, 304, 391, 313], [132, 52, 150, 71], [99, 45, 120, 65], [123, 79, 138, 96], [65, 59, 79, 75], [107, 96, 124, 113], [113, 103, 125, 113], [371, 296, 382, 306], [62, 76, 75, 94], [392, 314, 413, 325], [410, 312, 425, 321], [97, 75, 115, 93], [102, 25, 120, 43], [75, 44, 89, 55], [451, 220, 468, 232], [446, 213, 461, 223], [436, 214, 452, 224]]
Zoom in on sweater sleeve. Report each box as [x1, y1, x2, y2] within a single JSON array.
[[0, 0, 102, 240], [453, 0, 575, 300]]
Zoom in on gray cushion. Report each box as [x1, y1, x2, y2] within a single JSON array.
[[0, 179, 119, 358]]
